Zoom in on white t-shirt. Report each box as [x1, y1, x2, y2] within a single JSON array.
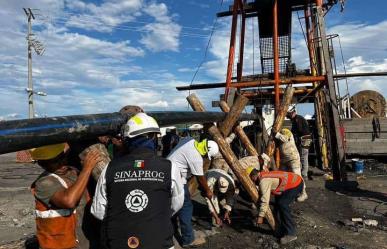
[[167, 138, 204, 184]]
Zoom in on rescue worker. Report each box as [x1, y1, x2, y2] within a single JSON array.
[[275, 128, 308, 202], [286, 108, 312, 179], [30, 143, 101, 249], [246, 167, 304, 245], [167, 137, 219, 247], [205, 169, 237, 226], [91, 113, 184, 249]]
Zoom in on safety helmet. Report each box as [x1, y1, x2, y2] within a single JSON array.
[[123, 113, 160, 138], [246, 166, 256, 176], [194, 139, 219, 159], [287, 104, 296, 113], [280, 128, 293, 139], [30, 143, 66, 161], [207, 140, 219, 159], [218, 177, 229, 193], [286, 105, 296, 117]]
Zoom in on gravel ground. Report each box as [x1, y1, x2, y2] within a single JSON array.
[[0, 153, 386, 249]]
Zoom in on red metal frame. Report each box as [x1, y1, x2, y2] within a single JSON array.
[[273, 0, 280, 113]]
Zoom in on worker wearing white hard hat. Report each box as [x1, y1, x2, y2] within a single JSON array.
[[205, 169, 237, 227], [91, 112, 184, 249], [286, 105, 312, 185], [167, 137, 219, 247]]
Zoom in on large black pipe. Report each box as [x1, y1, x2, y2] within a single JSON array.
[[0, 111, 259, 154]]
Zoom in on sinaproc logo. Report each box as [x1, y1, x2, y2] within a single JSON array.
[[125, 189, 149, 213], [127, 236, 140, 248]]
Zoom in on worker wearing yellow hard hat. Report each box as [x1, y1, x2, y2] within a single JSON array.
[[274, 128, 308, 202], [30, 143, 67, 161], [30, 143, 101, 249], [246, 165, 304, 245]]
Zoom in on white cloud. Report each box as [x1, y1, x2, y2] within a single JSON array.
[[140, 3, 181, 52], [178, 67, 196, 73], [140, 22, 181, 52], [65, 0, 143, 32], [64, 1, 182, 52], [328, 20, 387, 61], [0, 0, 186, 119]]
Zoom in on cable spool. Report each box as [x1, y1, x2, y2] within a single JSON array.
[[350, 90, 386, 118]]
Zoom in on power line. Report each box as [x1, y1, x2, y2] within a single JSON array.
[[35, 10, 230, 38]]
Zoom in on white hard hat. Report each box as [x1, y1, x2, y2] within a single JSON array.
[[287, 104, 296, 113], [218, 177, 229, 193], [207, 140, 219, 160], [123, 113, 160, 138]]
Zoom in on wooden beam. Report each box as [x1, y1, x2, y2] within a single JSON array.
[[219, 100, 259, 157], [187, 93, 276, 230], [265, 87, 295, 158], [218, 94, 249, 137]]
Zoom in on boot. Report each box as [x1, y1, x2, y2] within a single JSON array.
[[182, 236, 206, 248], [297, 190, 308, 202], [280, 235, 297, 245]]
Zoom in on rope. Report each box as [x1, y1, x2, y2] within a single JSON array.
[[187, 0, 224, 94]]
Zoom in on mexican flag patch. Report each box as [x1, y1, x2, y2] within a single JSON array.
[[133, 160, 145, 168]]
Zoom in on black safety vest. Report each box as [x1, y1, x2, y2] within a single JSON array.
[[101, 147, 173, 249]]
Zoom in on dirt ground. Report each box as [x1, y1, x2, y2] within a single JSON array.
[[0, 153, 386, 249]]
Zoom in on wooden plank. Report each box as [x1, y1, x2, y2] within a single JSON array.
[[346, 139, 387, 154], [218, 95, 250, 137], [265, 87, 295, 159], [345, 132, 387, 140], [219, 100, 259, 156]]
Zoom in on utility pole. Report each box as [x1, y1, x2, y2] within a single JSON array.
[[24, 8, 35, 119], [24, 8, 45, 119]]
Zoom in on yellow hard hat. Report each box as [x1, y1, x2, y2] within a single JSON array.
[[30, 143, 66, 161], [246, 166, 256, 176], [281, 128, 293, 138]]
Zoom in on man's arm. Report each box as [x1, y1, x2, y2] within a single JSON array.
[[275, 132, 288, 143], [222, 191, 236, 224], [205, 177, 216, 213], [50, 150, 102, 209], [189, 153, 213, 199], [170, 163, 184, 215], [91, 165, 108, 220], [197, 175, 213, 199], [205, 177, 222, 226]]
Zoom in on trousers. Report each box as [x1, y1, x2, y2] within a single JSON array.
[[300, 147, 309, 178], [174, 184, 194, 245], [274, 182, 303, 236]]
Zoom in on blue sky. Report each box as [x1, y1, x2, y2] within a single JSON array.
[[0, 0, 386, 120]]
